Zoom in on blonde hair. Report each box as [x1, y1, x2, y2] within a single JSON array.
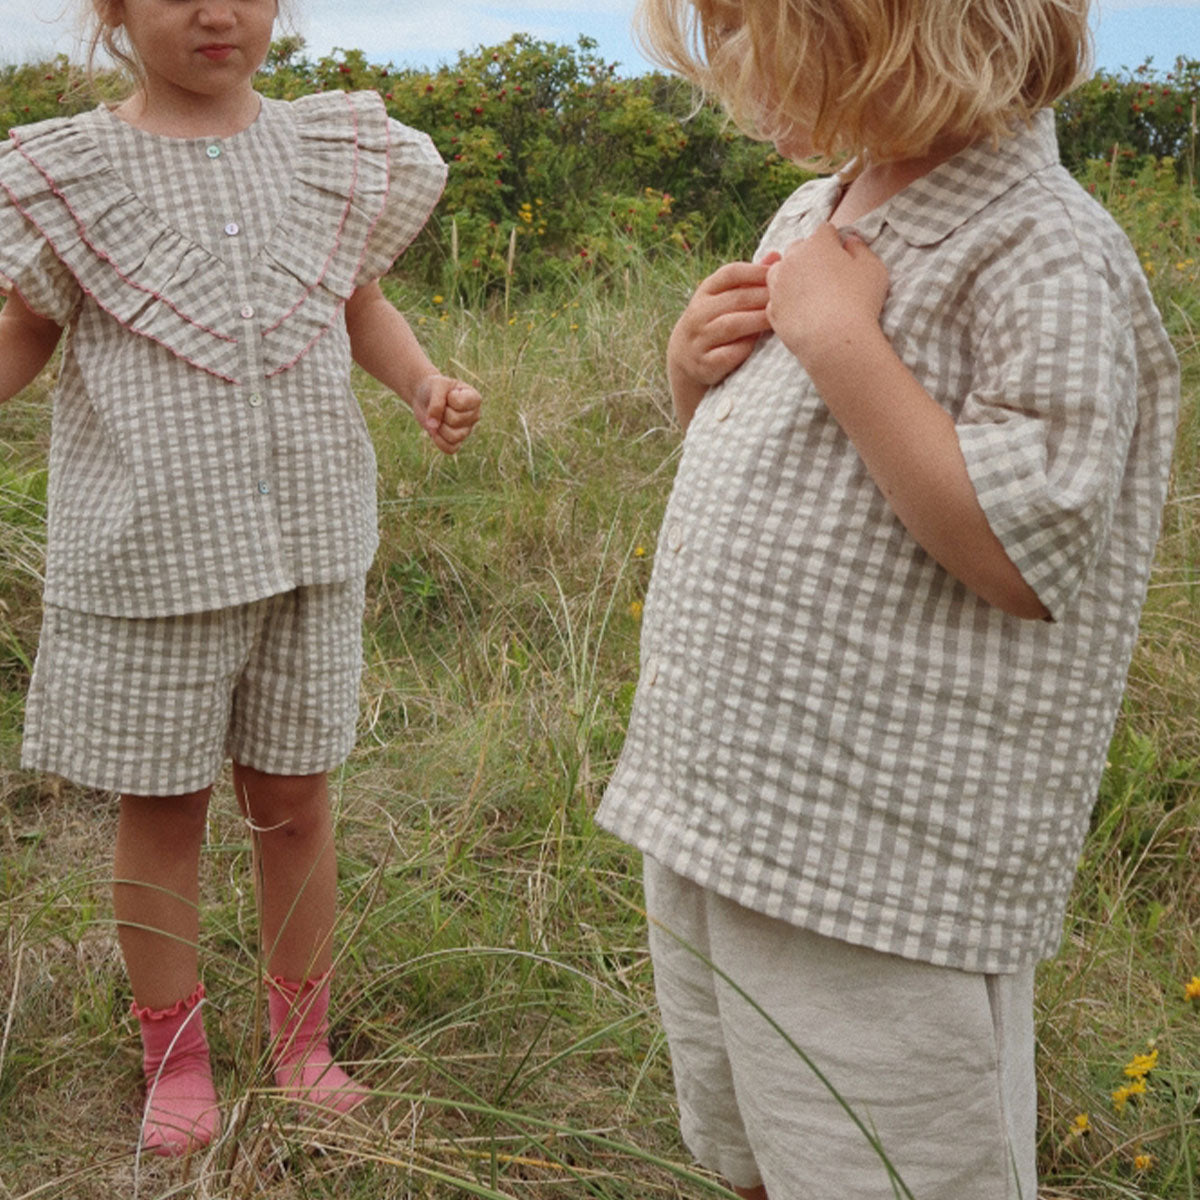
[[636, 0, 1091, 164], [84, 0, 142, 90]]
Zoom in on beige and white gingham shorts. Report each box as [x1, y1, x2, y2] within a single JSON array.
[[21, 579, 366, 797], [643, 856, 1038, 1200]]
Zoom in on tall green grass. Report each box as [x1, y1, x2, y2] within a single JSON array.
[[1, 186, 1197, 1198]]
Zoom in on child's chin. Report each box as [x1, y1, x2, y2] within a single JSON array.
[[772, 131, 812, 161]]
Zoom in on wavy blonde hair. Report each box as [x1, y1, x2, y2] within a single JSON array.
[[636, 0, 1090, 164]]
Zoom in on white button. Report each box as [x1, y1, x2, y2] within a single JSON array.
[[644, 655, 661, 686], [257, 480, 270, 494], [224, 222, 241, 236], [205, 144, 222, 159], [668, 521, 684, 553], [248, 392, 263, 408], [239, 304, 255, 319], [715, 392, 734, 421]]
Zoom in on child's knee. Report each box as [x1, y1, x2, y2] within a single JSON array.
[[232, 763, 329, 834]]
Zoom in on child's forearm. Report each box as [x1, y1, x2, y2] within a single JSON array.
[[0, 291, 62, 403], [345, 281, 440, 405], [804, 320, 1049, 620]]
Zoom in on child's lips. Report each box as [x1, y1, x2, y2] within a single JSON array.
[[199, 44, 235, 60]]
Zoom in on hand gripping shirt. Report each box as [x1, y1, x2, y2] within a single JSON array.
[[597, 111, 1180, 974], [0, 91, 446, 617]]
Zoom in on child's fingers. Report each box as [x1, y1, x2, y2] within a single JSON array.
[[440, 401, 481, 428], [708, 307, 774, 345], [422, 377, 449, 432], [447, 383, 483, 412], [702, 259, 773, 294]]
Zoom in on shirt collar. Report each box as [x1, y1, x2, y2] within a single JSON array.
[[836, 109, 1061, 247]]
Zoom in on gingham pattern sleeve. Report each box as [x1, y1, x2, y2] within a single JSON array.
[[256, 92, 446, 375], [356, 115, 448, 285], [956, 262, 1136, 619], [0, 138, 82, 324]]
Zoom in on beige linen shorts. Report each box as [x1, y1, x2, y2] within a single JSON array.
[[643, 857, 1038, 1200], [21, 579, 366, 797]]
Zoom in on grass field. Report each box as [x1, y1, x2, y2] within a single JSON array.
[[1, 163, 1198, 1198]]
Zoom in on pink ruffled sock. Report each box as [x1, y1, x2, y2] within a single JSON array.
[[268, 974, 369, 1115], [132, 982, 221, 1156]]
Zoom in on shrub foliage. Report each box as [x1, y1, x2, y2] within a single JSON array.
[[4, 38, 1196, 298]]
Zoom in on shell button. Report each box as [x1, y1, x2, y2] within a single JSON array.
[[239, 304, 255, 319], [257, 480, 271, 495], [224, 222, 241, 237], [205, 144, 222, 159], [715, 392, 734, 422]]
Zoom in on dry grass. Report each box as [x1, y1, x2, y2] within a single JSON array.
[[1, 224, 1198, 1197]]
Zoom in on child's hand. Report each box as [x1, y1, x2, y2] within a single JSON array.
[[667, 256, 778, 428], [412, 374, 482, 455], [765, 224, 890, 373]]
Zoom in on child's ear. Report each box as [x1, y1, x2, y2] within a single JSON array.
[[94, 0, 124, 28]]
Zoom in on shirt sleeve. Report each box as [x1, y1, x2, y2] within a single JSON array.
[[353, 118, 447, 288], [955, 267, 1138, 620], [0, 146, 82, 325]]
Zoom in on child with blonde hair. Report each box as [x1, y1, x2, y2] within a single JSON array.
[[598, 1, 1178, 1196], [0, 0, 480, 1158]]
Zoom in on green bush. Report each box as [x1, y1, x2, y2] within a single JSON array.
[[2, 40, 1197, 300]]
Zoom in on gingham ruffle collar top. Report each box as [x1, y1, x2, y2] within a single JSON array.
[[0, 92, 447, 618]]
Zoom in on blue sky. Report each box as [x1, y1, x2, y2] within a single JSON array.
[[1, 0, 1197, 75]]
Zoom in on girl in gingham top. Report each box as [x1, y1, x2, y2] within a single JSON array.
[[597, 1, 1178, 1197], [0, 0, 480, 1157]]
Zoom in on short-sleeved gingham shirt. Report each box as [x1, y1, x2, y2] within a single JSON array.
[[0, 91, 446, 617], [597, 111, 1179, 974]]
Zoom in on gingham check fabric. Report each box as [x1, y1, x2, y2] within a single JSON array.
[[22, 579, 365, 795], [0, 91, 446, 617], [598, 111, 1180, 973]]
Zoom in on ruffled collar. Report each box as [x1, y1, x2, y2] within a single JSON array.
[[3, 91, 396, 382]]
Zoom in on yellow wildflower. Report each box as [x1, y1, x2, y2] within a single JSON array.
[[1112, 1078, 1147, 1113], [633, 545, 646, 558], [629, 600, 644, 620], [1185, 975, 1200, 1004], [1134, 1153, 1153, 1171], [1071, 1112, 1090, 1135], [1124, 1048, 1158, 1078], [432, 294, 445, 304]]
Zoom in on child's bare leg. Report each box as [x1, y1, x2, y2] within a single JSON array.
[[233, 762, 367, 1113], [231, 764, 336, 979], [114, 789, 219, 1154], [114, 789, 212, 1008]]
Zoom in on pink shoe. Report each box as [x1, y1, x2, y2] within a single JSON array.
[[133, 982, 221, 1156], [267, 974, 369, 1115]]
